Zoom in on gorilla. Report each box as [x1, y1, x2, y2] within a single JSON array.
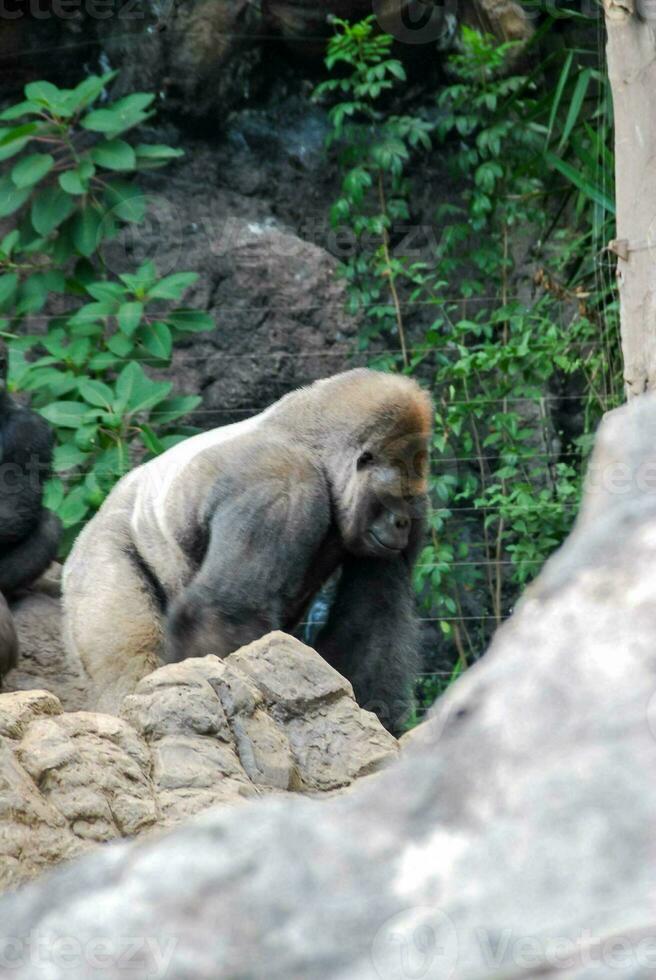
[[0, 342, 62, 683], [63, 369, 433, 732], [0, 592, 18, 682]]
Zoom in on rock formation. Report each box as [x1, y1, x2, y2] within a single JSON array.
[[1, 394, 655, 978], [0, 632, 397, 891]]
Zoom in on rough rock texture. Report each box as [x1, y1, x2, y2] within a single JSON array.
[[100, 140, 359, 428], [7, 1, 265, 119], [0, 632, 397, 891], [264, 0, 534, 60], [3, 571, 89, 712], [3, 395, 656, 978]]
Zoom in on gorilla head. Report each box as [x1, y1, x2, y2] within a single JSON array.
[[318, 373, 432, 560]]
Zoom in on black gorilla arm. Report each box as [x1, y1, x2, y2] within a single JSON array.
[[0, 510, 62, 593], [0, 592, 18, 684], [0, 353, 62, 594], [165, 439, 338, 663], [316, 554, 421, 736]]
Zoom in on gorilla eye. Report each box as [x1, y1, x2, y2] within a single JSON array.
[[357, 451, 374, 469]]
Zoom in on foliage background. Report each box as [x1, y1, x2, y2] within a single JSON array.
[[313, 5, 620, 720]]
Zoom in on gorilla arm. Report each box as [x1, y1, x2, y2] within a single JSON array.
[[0, 510, 61, 594], [0, 592, 18, 684], [165, 440, 336, 663], [0, 376, 62, 593], [315, 508, 425, 736], [315, 555, 420, 736]]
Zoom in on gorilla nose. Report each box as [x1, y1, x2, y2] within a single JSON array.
[[369, 508, 411, 553]]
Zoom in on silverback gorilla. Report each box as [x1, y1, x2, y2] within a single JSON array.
[[63, 370, 433, 731], [0, 343, 62, 683]]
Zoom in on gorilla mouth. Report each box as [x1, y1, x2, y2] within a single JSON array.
[[368, 531, 403, 553]]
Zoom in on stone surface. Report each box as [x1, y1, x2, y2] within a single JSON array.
[[2, 396, 656, 977], [3, 577, 90, 712], [0, 633, 398, 890], [102, 156, 359, 428]]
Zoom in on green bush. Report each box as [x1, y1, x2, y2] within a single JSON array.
[[316, 17, 621, 713], [0, 73, 213, 549]]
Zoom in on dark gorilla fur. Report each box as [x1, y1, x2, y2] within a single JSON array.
[[63, 369, 433, 733], [0, 343, 62, 682], [0, 592, 18, 682]]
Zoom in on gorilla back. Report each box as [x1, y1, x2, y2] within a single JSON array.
[[63, 369, 433, 732]]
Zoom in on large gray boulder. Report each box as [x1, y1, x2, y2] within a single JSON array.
[[2, 395, 656, 978]]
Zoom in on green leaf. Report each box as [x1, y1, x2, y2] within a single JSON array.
[[24, 81, 64, 110], [68, 301, 114, 325], [116, 360, 171, 414], [138, 423, 165, 455], [0, 123, 38, 161], [53, 443, 88, 472], [57, 486, 90, 527], [119, 260, 157, 293], [106, 332, 134, 357], [90, 139, 137, 171], [134, 144, 184, 161], [147, 272, 198, 301], [68, 71, 117, 112], [68, 338, 92, 367], [31, 186, 76, 235], [0, 273, 18, 307], [103, 179, 145, 222], [43, 477, 65, 512], [85, 281, 126, 304], [0, 177, 30, 217], [557, 68, 592, 153], [67, 319, 103, 339], [11, 152, 54, 188], [15, 272, 64, 314], [117, 301, 143, 335], [87, 351, 118, 372], [546, 49, 573, 146], [545, 151, 615, 213], [38, 401, 98, 428], [152, 395, 201, 424], [82, 93, 155, 137], [134, 144, 184, 169], [0, 101, 40, 121], [59, 170, 85, 195], [0, 229, 19, 256], [78, 378, 114, 408], [74, 424, 99, 452], [72, 205, 102, 257], [140, 320, 172, 360], [59, 160, 95, 195], [165, 309, 214, 333]]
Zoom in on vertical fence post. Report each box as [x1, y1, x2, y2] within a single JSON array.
[[603, 0, 656, 398]]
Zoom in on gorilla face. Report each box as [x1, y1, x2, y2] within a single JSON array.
[[337, 433, 429, 559]]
